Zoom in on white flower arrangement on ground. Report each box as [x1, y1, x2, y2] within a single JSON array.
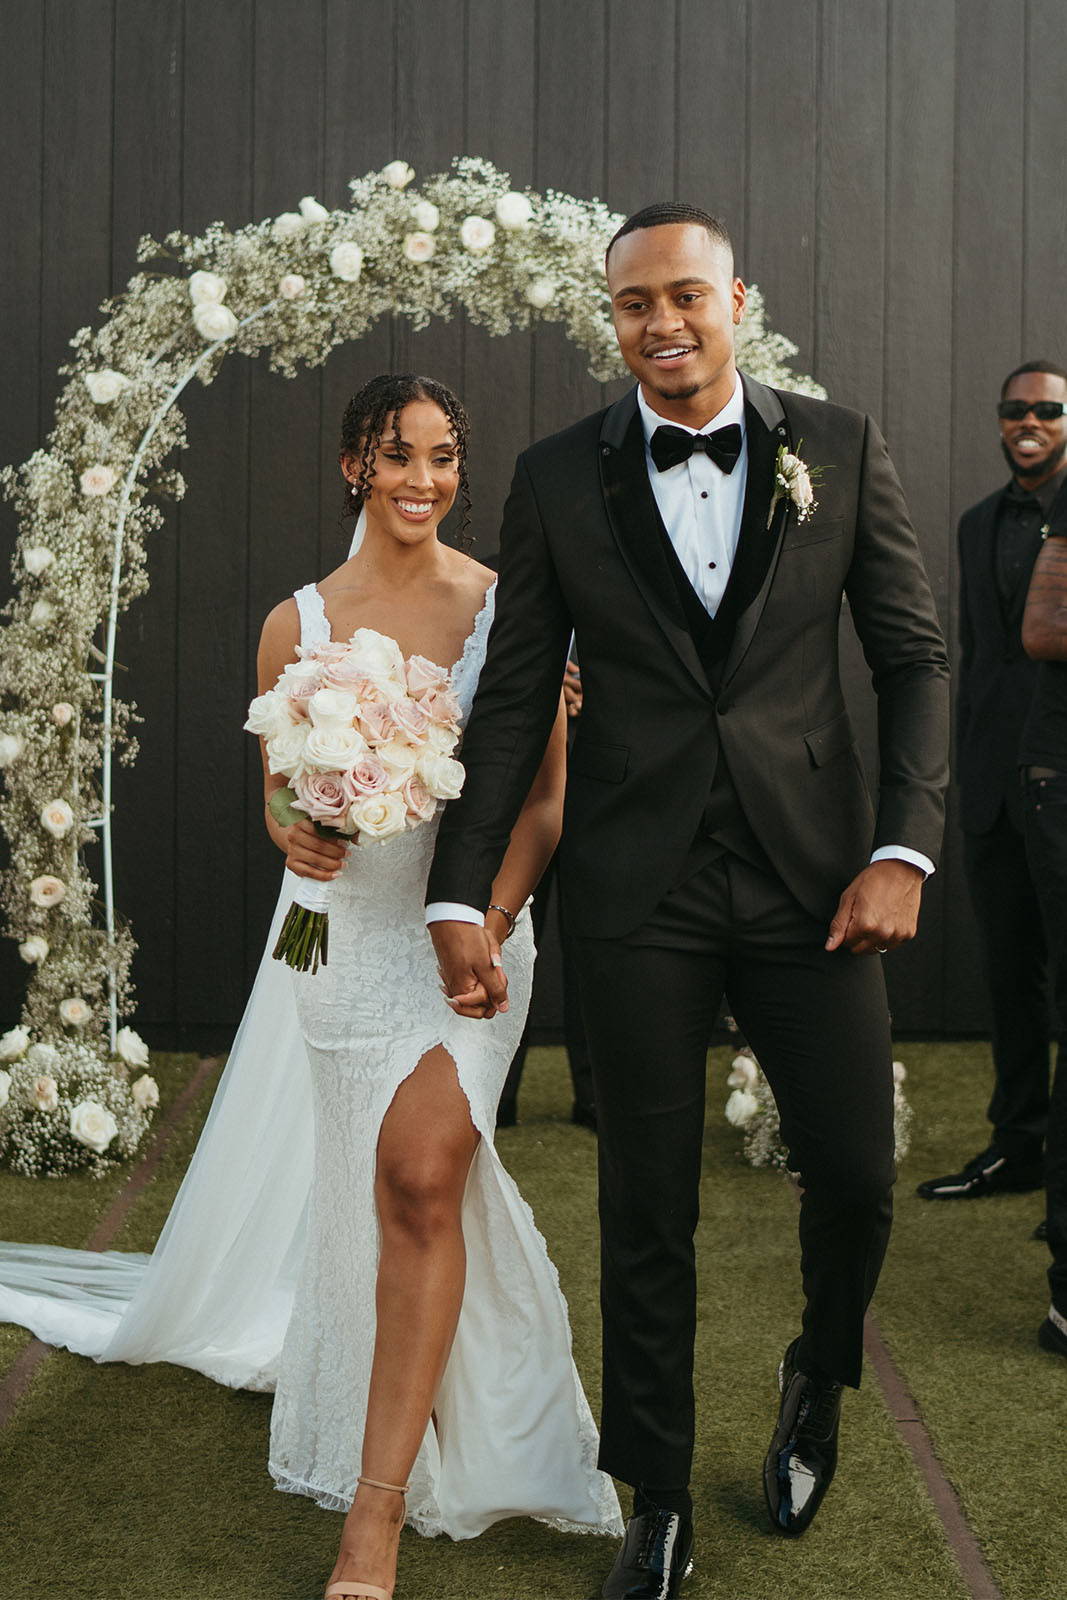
[[0, 154, 824, 1177], [724, 1045, 914, 1172]]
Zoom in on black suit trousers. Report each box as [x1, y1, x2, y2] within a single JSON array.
[[962, 809, 1051, 1167], [576, 842, 895, 1491]]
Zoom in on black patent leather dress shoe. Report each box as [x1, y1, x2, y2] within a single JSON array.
[[763, 1338, 842, 1537], [1038, 1313, 1067, 1358], [1033, 1218, 1049, 1242], [915, 1145, 1043, 1200], [601, 1509, 693, 1598]]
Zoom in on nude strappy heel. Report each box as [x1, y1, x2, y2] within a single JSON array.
[[324, 1476, 410, 1600]]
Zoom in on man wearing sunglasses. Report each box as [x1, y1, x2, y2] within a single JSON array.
[[919, 362, 1067, 1220]]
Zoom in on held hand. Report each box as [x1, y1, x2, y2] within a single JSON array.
[[429, 920, 509, 1020], [825, 859, 924, 955], [563, 659, 583, 718], [284, 818, 348, 882]]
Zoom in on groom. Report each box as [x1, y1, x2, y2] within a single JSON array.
[[427, 204, 949, 1595]]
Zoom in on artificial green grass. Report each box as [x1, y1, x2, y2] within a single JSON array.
[[878, 1040, 1062, 1600], [0, 1045, 982, 1600]]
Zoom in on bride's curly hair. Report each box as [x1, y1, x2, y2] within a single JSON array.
[[340, 373, 473, 550]]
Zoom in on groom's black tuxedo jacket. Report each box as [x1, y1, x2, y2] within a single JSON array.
[[429, 373, 950, 937]]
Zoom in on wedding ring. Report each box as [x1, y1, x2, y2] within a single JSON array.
[[876, 945, 889, 954]]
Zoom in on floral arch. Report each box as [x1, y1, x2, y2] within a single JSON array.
[[0, 157, 823, 1177]]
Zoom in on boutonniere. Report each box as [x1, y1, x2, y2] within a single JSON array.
[[768, 441, 826, 528]]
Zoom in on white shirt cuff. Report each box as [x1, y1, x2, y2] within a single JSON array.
[[870, 845, 935, 878], [425, 901, 485, 927]]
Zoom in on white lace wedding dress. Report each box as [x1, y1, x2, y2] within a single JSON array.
[[0, 573, 621, 1544]]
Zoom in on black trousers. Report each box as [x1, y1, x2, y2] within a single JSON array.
[[1022, 773, 1067, 1317], [962, 810, 1050, 1168], [576, 842, 895, 1491]]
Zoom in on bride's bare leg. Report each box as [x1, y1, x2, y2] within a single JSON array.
[[326, 1044, 480, 1598]]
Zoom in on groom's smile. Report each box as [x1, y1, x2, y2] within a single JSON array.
[[606, 220, 746, 428]]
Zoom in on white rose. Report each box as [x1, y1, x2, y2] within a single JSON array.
[[382, 160, 415, 189], [425, 721, 458, 754], [188, 270, 227, 305], [0, 1069, 10, 1108], [0, 1027, 29, 1062], [244, 691, 295, 739], [271, 212, 307, 241], [279, 656, 322, 692], [193, 301, 239, 341], [726, 1054, 759, 1089], [303, 723, 366, 772], [330, 241, 364, 282], [59, 997, 92, 1028], [40, 799, 75, 839], [376, 738, 419, 783], [0, 733, 24, 766], [18, 935, 49, 964], [791, 463, 814, 507], [412, 200, 439, 231], [265, 722, 310, 780], [116, 1026, 149, 1068], [51, 702, 75, 727], [85, 368, 131, 404], [80, 464, 118, 496], [403, 231, 436, 264], [278, 273, 306, 300], [299, 195, 330, 222], [69, 1099, 118, 1153], [29, 874, 66, 908], [26, 1042, 58, 1071], [460, 215, 496, 253], [525, 278, 556, 310], [416, 750, 465, 800], [31, 1075, 59, 1112], [779, 452, 800, 476], [347, 628, 406, 684], [29, 599, 55, 628], [349, 791, 408, 840], [725, 1087, 760, 1127], [308, 688, 360, 727], [23, 546, 55, 576], [131, 1072, 159, 1110], [495, 191, 533, 229]]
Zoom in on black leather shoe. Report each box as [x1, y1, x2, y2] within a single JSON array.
[[571, 1100, 598, 1132], [1033, 1219, 1049, 1242], [495, 1099, 517, 1129], [1038, 1314, 1067, 1358], [915, 1145, 1043, 1200], [763, 1338, 842, 1537], [600, 1509, 693, 1598]]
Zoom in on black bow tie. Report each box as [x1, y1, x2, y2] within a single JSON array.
[[649, 422, 743, 475]]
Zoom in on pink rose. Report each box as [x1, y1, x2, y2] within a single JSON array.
[[359, 702, 394, 744], [405, 654, 450, 697], [388, 697, 431, 743], [287, 678, 319, 719], [342, 755, 389, 800], [403, 775, 437, 824], [308, 641, 349, 665], [292, 772, 350, 825], [322, 656, 372, 692], [422, 688, 462, 728]]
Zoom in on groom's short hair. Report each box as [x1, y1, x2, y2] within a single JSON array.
[[1000, 359, 1067, 397], [606, 202, 733, 266]]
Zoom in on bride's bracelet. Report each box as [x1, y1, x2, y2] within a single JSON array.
[[487, 903, 517, 940]]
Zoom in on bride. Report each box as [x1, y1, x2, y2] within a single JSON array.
[[0, 373, 621, 1598]]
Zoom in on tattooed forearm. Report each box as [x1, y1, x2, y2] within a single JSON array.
[[1023, 535, 1067, 660]]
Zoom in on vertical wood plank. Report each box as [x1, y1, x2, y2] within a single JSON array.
[[882, 0, 961, 1032], [605, 0, 676, 216], [676, 0, 748, 262], [108, 0, 185, 1037], [174, 0, 256, 1044], [746, 0, 818, 373], [532, 0, 607, 440], [1022, 0, 1067, 355]]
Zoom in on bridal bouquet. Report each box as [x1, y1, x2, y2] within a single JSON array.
[[245, 627, 465, 972]]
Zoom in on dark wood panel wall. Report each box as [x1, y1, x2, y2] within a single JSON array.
[[1, 0, 1064, 1043]]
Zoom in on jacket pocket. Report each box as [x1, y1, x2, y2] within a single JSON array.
[[569, 738, 630, 784], [781, 514, 845, 552], [804, 710, 854, 768]]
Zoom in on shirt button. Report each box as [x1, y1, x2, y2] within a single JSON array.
[[708, 561, 717, 569], [700, 491, 709, 499]]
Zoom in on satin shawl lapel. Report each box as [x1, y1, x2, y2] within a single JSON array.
[[598, 388, 712, 698], [721, 374, 791, 688]]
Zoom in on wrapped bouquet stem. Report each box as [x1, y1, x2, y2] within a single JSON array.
[[247, 626, 466, 974]]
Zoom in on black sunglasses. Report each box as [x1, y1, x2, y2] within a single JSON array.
[[997, 400, 1067, 422]]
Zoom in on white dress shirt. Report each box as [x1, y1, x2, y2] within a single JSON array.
[[427, 381, 932, 928]]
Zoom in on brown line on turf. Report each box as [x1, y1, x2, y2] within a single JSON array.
[[862, 1313, 1005, 1600], [0, 1054, 221, 1432]]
